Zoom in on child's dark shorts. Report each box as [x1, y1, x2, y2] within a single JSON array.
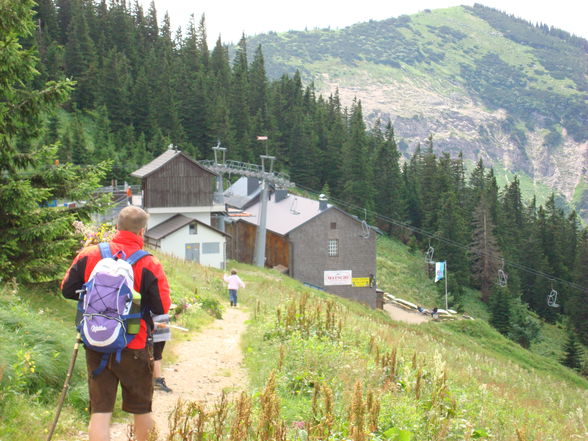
[[153, 341, 166, 361], [85, 345, 154, 414]]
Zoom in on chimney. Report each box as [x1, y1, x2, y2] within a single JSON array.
[[275, 188, 289, 203], [319, 194, 328, 211]]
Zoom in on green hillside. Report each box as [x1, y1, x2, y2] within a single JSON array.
[[248, 5, 587, 141], [245, 4, 588, 217], [2, 237, 587, 440]]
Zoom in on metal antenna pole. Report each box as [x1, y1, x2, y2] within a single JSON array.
[[212, 142, 227, 232], [254, 154, 275, 267]]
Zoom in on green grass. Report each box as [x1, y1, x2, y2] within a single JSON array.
[[2, 238, 588, 440], [241, 271, 588, 440]]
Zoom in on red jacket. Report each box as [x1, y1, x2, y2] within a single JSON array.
[[61, 230, 171, 349]]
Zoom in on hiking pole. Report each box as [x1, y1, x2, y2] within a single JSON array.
[[46, 332, 82, 441]]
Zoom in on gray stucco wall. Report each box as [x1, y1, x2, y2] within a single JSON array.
[[288, 207, 377, 308]]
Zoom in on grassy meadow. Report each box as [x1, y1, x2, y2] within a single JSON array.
[[1, 236, 587, 440]]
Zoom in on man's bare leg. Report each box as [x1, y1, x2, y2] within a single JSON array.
[[134, 413, 154, 441], [88, 412, 112, 441]]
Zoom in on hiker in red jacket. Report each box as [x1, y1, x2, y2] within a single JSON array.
[[62, 206, 171, 441]]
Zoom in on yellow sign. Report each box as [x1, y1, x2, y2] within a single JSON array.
[[352, 277, 370, 287]]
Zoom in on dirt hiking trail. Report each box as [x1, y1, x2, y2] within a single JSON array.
[[384, 303, 430, 324], [112, 306, 249, 440]]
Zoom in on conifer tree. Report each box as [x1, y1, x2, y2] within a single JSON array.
[[317, 90, 345, 195], [561, 327, 584, 371], [403, 157, 423, 230], [570, 232, 588, 344], [100, 49, 132, 130], [435, 190, 470, 292], [177, 16, 211, 152], [419, 137, 439, 231], [0, 0, 107, 282], [130, 65, 156, 138], [498, 176, 525, 261], [229, 34, 251, 160], [249, 45, 268, 123], [56, 0, 73, 45], [489, 287, 512, 335], [196, 14, 209, 69], [340, 99, 374, 217], [373, 121, 406, 234], [144, 0, 159, 47], [64, 0, 98, 109], [70, 111, 88, 165]]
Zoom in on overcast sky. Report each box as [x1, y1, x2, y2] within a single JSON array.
[[139, 0, 588, 45]]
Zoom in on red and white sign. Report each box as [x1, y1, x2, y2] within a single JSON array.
[[324, 270, 352, 286], [256, 135, 268, 140]]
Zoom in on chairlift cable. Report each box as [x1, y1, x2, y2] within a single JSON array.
[[294, 183, 588, 294]]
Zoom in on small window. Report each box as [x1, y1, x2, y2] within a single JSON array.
[[328, 239, 338, 257], [202, 242, 220, 254], [189, 222, 198, 235], [330, 222, 337, 230]]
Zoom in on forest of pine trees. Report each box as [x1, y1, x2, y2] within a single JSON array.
[[17, 0, 588, 352]]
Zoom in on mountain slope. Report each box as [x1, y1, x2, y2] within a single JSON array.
[[246, 4, 588, 217], [3, 239, 587, 440]]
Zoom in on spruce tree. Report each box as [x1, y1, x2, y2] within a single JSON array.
[[561, 327, 584, 371], [64, 0, 98, 109], [318, 90, 345, 195], [228, 34, 251, 160], [340, 99, 374, 217], [435, 190, 470, 293], [489, 287, 512, 335], [373, 121, 406, 234], [0, 0, 107, 282], [570, 232, 588, 345]]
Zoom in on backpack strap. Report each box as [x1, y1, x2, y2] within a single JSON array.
[[98, 242, 113, 259], [92, 353, 110, 377], [126, 250, 151, 266]]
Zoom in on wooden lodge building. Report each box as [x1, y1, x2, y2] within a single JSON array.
[[130, 147, 229, 269], [224, 179, 379, 308]]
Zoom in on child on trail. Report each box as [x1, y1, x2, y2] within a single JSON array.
[[223, 269, 245, 307], [152, 314, 172, 393]]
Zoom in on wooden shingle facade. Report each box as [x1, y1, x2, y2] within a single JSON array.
[[131, 149, 217, 209]]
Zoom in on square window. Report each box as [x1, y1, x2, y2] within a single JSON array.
[[330, 222, 337, 230], [202, 242, 220, 254], [328, 239, 338, 257], [189, 222, 198, 235]]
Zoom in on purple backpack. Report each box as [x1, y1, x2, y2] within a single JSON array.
[[77, 242, 149, 375]]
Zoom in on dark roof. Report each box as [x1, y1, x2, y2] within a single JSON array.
[[239, 192, 331, 235], [146, 214, 229, 240], [130, 149, 217, 179], [240, 192, 379, 236]]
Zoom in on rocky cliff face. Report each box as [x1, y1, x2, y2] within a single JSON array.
[[318, 71, 587, 210]]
